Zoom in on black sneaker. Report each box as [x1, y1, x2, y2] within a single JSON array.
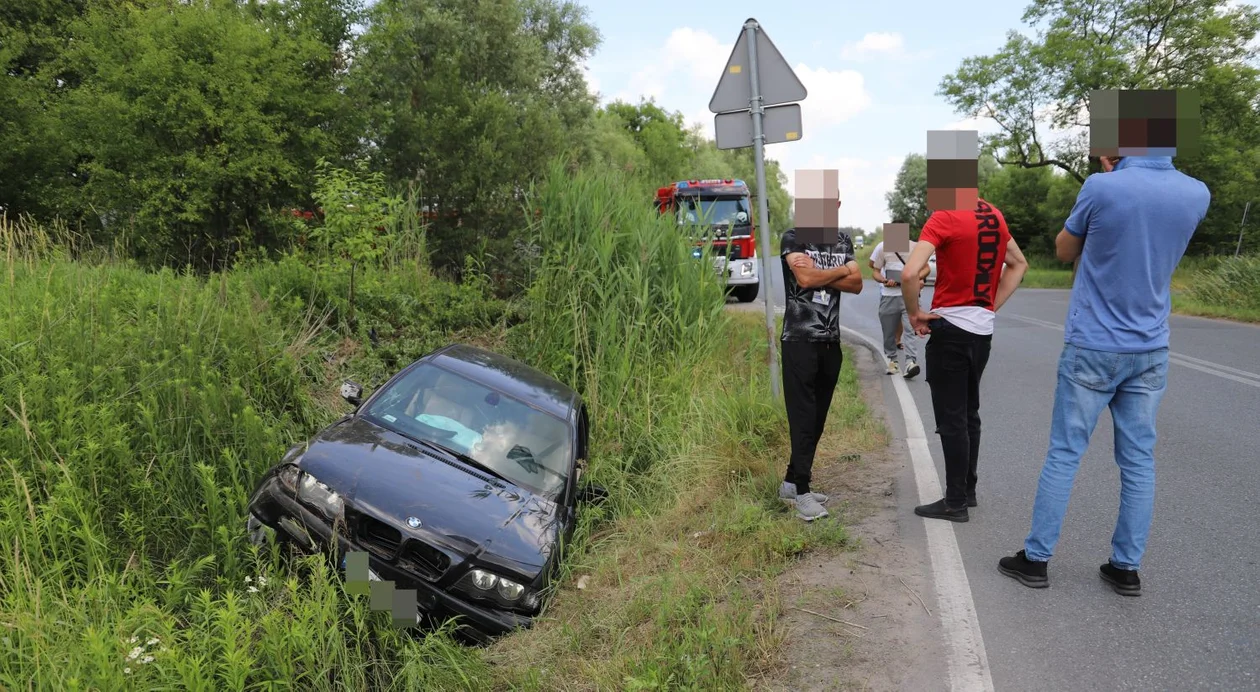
[[914, 499, 969, 523], [998, 550, 1048, 588], [1100, 562, 1141, 596]]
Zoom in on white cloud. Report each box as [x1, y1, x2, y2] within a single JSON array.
[[608, 27, 871, 137], [840, 32, 905, 61], [794, 64, 872, 129], [618, 27, 730, 104], [938, 116, 1002, 138]]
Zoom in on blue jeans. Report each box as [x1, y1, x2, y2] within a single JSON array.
[[1024, 344, 1170, 570]]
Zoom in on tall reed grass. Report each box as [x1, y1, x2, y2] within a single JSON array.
[[513, 163, 731, 504], [1180, 254, 1260, 321], [0, 212, 500, 690], [0, 160, 872, 690]]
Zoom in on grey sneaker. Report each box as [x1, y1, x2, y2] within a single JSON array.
[[794, 493, 830, 522], [903, 360, 921, 379], [779, 481, 829, 505]]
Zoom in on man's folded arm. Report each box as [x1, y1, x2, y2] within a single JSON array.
[[825, 261, 864, 294], [786, 252, 853, 289]]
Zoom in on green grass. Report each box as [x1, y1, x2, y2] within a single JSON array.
[[0, 214, 505, 690], [1013, 255, 1073, 289], [0, 166, 886, 690], [1176, 255, 1260, 323], [1007, 253, 1260, 323]]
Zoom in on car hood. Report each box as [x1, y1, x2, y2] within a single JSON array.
[[295, 416, 563, 579]]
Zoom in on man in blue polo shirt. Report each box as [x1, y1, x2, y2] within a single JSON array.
[[999, 154, 1210, 596]]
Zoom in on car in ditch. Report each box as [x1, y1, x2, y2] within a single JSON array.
[[244, 343, 604, 642]]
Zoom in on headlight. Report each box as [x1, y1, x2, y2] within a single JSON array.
[[497, 580, 525, 601], [297, 472, 344, 520], [740, 261, 753, 276], [457, 569, 531, 609], [470, 569, 497, 590]]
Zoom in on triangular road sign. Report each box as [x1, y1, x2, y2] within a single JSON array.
[[709, 23, 807, 114]]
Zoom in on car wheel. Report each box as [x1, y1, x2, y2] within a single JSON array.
[[733, 283, 759, 303]]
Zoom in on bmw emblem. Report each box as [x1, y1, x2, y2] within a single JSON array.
[[407, 516, 422, 529]]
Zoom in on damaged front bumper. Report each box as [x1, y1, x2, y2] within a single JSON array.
[[246, 469, 533, 640]]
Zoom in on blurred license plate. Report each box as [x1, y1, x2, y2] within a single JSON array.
[[339, 555, 384, 581]]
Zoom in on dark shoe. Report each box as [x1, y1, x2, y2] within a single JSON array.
[[966, 495, 977, 508], [998, 550, 1048, 588], [914, 499, 969, 523], [1100, 562, 1141, 596]]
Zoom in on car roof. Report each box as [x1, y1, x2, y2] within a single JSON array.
[[424, 344, 580, 421]]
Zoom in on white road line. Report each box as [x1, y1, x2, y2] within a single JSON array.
[[839, 325, 995, 692], [1002, 313, 1260, 389]]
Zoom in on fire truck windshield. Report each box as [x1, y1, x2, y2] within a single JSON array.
[[675, 196, 750, 228]]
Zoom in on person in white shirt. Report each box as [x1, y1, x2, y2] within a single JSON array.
[[869, 240, 929, 378]]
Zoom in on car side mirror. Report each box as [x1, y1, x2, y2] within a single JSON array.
[[340, 380, 363, 407], [576, 481, 609, 506]]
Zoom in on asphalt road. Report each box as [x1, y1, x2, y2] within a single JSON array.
[[747, 259, 1260, 691]]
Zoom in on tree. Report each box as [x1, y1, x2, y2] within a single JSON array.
[[939, 0, 1260, 254], [601, 99, 695, 183], [939, 0, 1260, 184], [351, 0, 599, 275], [886, 154, 927, 234], [983, 164, 1055, 254], [0, 0, 114, 217], [310, 159, 403, 324], [26, 0, 361, 268]]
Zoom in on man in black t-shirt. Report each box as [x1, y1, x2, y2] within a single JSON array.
[[778, 227, 864, 521]]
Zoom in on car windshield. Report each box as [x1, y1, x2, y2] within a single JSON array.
[[361, 363, 572, 497], [676, 196, 750, 227]]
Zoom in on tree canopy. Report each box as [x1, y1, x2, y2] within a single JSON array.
[[934, 0, 1260, 255], [0, 0, 794, 275]]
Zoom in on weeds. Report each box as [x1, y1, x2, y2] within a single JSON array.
[[1181, 255, 1260, 322], [0, 161, 882, 690]]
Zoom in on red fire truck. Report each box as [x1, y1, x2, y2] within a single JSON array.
[[654, 179, 760, 302]]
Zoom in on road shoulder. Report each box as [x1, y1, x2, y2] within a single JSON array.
[[765, 343, 947, 691]]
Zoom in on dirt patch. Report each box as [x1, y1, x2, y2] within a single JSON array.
[[760, 343, 944, 692]]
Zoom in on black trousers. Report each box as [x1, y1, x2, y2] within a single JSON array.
[[781, 340, 842, 494], [924, 318, 992, 506]]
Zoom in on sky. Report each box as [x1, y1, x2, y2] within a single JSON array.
[[580, 0, 1039, 233]]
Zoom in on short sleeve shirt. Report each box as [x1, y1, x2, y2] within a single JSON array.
[[1062, 157, 1210, 352], [870, 240, 918, 297], [779, 228, 854, 342], [919, 198, 1011, 335]]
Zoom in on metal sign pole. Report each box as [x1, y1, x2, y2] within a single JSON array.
[[745, 19, 781, 401], [1235, 201, 1250, 257]]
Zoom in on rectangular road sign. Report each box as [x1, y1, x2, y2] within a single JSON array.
[[709, 24, 806, 114], [714, 103, 802, 150]]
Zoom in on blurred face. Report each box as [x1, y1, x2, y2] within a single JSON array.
[[1101, 156, 1123, 172]]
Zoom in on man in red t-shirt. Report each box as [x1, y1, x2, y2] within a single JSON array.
[[899, 198, 1028, 522]]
